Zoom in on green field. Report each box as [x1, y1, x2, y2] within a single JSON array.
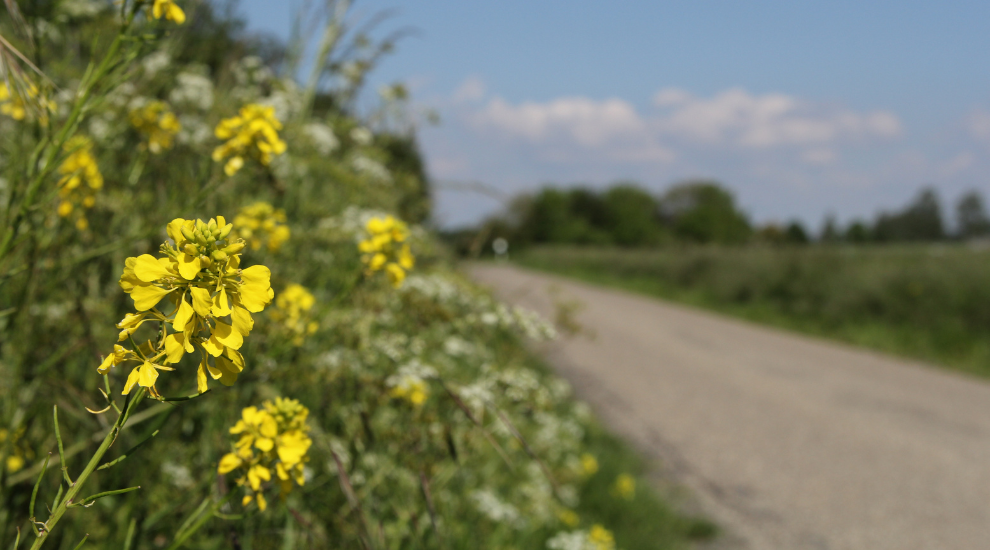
[[517, 245, 990, 377]]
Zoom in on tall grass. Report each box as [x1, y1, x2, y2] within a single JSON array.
[[518, 245, 990, 376]]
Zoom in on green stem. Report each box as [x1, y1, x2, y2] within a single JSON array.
[[29, 389, 147, 550], [164, 491, 236, 550]]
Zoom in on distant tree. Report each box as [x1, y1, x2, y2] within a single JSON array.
[[820, 214, 840, 243], [659, 181, 751, 244], [755, 224, 786, 245], [845, 220, 871, 243], [873, 187, 945, 242], [784, 221, 810, 244], [602, 184, 663, 246], [956, 190, 990, 239]]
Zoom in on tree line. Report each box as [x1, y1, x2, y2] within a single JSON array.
[[447, 181, 990, 255]]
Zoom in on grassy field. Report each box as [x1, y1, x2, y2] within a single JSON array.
[[517, 245, 990, 378]]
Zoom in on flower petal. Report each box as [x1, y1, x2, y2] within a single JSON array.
[[130, 285, 173, 311], [203, 334, 224, 357], [212, 287, 232, 317], [164, 333, 187, 364], [212, 320, 243, 350], [217, 453, 242, 474], [231, 304, 254, 336], [189, 287, 212, 317], [177, 253, 202, 280], [172, 297, 194, 331], [133, 254, 174, 282]]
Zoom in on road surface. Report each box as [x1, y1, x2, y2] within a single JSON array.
[[468, 263, 990, 550]]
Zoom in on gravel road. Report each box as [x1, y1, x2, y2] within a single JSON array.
[[468, 263, 990, 550]]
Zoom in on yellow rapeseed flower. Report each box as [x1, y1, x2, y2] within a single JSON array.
[[0, 428, 33, 473], [270, 284, 318, 346], [152, 0, 186, 24], [212, 104, 286, 176], [611, 473, 635, 501], [129, 101, 181, 153], [232, 202, 291, 252], [0, 82, 53, 122], [358, 215, 414, 287], [105, 216, 274, 397], [587, 525, 616, 550], [557, 508, 580, 528], [388, 374, 428, 406], [218, 398, 312, 511], [580, 453, 599, 476], [56, 136, 103, 231]]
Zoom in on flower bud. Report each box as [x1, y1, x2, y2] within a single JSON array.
[[180, 225, 196, 242], [223, 242, 246, 254], [183, 244, 199, 256], [200, 255, 213, 268], [218, 224, 233, 240], [208, 218, 218, 232], [212, 250, 228, 262]]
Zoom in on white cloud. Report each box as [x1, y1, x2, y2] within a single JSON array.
[[453, 76, 487, 103], [469, 95, 674, 162], [968, 108, 990, 141], [652, 87, 901, 148]]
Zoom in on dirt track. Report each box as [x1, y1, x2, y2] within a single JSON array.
[[468, 263, 990, 550]]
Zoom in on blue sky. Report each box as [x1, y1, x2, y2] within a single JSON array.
[[240, 0, 990, 230]]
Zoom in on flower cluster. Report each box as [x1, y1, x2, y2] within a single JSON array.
[[386, 362, 435, 407], [152, 0, 186, 24], [56, 136, 104, 231], [611, 474, 635, 501], [218, 398, 312, 511], [0, 82, 52, 122], [129, 100, 181, 153], [212, 104, 287, 176], [358, 215, 414, 287], [99, 217, 273, 397], [233, 202, 291, 252], [580, 453, 598, 477], [0, 427, 33, 473], [546, 525, 616, 550], [270, 284, 318, 346]]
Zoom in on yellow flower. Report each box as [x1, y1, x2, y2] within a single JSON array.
[[358, 215, 415, 288], [109, 216, 274, 396], [611, 473, 635, 501], [270, 284, 318, 345], [56, 136, 103, 231], [557, 508, 580, 528], [129, 101, 181, 153], [587, 525, 616, 550], [0, 428, 33, 473], [232, 202, 291, 252], [152, 0, 186, 24], [212, 104, 286, 176], [388, 374, 428, 407], [218, 398, 312, 511], [580, 453, 599, 476], [0, 82, 53, 122]]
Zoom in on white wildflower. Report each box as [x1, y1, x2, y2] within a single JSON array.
[[304, 123, 339, 155]]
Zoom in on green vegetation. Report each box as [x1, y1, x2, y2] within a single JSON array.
[[0, 2, 713, 548], [517, 245, 990, 377]]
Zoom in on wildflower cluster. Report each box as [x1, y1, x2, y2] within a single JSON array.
[[129, 100, 181, 153], [233, 201, 291, 252], [56, 136, 104, 230], [0, 428, 33, 473], [358, 215, 414, 287], [546, 525, 617, 550], [218, 398, 312, 511], [611, 473, 635, 500], [152, 0, 186, 24], [100, 217, 273, 397], [270, 284, 318, 346], [0, 82, 52, 122], [212, 104, 287, 176]]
